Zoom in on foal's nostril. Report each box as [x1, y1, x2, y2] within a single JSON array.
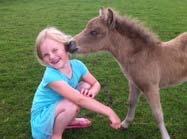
[[66, 40, 78, 53]]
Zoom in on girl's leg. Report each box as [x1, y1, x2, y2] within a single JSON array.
[[52, 99, 80, 139], [52, 82, 92, 139]]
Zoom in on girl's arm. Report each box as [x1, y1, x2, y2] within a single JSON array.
[[49, 81, 121, 129]]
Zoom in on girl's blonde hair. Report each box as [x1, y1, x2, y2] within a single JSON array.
[[35, 27, 72, 65]]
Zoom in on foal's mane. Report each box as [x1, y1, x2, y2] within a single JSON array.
[[114, 12, 161, 46]]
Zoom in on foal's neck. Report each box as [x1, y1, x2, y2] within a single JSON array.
[[107, 32, 135, 63], [107, 30, 160, 65], [115, 16, 160, 48]]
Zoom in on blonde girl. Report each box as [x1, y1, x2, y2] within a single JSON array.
[[31, 27, 121, 139]]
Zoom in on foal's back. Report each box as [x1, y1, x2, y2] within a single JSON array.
[[158, 32, 187, 88]]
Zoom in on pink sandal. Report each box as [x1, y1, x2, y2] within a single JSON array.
[[66, 118, 92, 129]]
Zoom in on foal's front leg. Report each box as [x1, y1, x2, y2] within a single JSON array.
[[144, 86, 170, 139], [121, 82, 140, 129]]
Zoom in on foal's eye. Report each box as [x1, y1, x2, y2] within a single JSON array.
[[90, 30, 98, 36]]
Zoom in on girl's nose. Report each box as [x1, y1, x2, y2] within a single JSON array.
[[49, 52, 55, 60]]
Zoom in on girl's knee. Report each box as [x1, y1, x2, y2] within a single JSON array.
[[70, 103, 80, 114], [56, 105, 79, 122], [56, 99, 80, 115], [77, 81, 91, 91], [61, 100, 80, 115], [55, 112, 64, 122]]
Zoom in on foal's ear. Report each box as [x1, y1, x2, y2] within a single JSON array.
[[107, 8, 116, 29], [99, 7, 107, 21], [99, 8, 116, 30]]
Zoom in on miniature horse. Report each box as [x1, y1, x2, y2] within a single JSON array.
[[73, 8, 187, 139]]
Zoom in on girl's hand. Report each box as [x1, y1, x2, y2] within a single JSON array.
[[80, 88, 95, 98], [108, 111, 121, 129]]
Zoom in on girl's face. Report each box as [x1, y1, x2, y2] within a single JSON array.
[[40, 38, 69, 69]]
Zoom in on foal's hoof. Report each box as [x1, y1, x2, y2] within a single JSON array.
[[119, 126, 128, 131], [121, 120, 130, 129]]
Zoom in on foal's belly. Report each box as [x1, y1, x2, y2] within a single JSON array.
[[159, 77, 187, 89]]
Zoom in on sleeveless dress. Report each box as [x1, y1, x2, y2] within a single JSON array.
[[31, 59, 88, 139]]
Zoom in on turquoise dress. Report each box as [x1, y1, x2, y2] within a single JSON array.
[[31, 59, 88, 139]]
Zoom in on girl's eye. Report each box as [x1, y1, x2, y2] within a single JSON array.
[[90, 30, 98, 36], [52, 48, 58, 53], [43, 53, 49, 58]]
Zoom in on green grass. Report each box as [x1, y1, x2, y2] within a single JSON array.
[[0, 0, 187, 139]]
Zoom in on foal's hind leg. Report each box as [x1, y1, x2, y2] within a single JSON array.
[[144, 86, 170, 139], [121, 82, 140, 129]]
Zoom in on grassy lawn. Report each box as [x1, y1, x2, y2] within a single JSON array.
[[0, 0, 187, 139]]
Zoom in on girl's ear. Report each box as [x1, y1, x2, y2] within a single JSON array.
[[64, 42, 69, 52]]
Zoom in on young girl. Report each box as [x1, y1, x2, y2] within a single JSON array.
[[31, 27, 121, 139]]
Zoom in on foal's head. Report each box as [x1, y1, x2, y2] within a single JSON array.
[[74, 8, 118, 53], [74, 8, 160, 54]]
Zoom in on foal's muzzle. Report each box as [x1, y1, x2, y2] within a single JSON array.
[[65, 40, 78, 53]]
